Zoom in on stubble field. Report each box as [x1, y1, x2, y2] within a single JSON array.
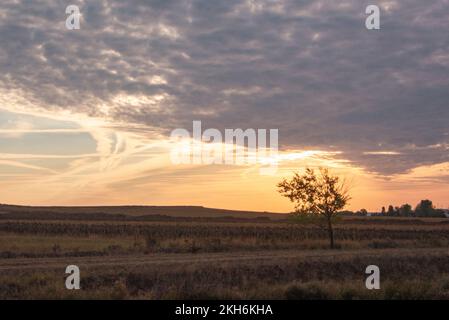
[[1, 215, 449, 299]]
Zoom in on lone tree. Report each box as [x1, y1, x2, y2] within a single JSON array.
[[415, 199, 436, 217], [277, 167, 351, 249], [399, 204, 413, 217]]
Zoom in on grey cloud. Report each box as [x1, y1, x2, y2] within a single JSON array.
[[1, 0, 449, 175]]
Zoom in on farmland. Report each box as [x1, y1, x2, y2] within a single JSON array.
[[0, 206, 449, 299]]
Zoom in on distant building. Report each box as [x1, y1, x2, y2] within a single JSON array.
[[443, 210, 449, 218]]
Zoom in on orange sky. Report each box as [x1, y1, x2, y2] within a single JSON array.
[[1, 107, 448, 213]]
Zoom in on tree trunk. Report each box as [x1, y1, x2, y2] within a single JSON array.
[[327, 215, 335, 249]]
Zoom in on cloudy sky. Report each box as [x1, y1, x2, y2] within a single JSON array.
[[1, 0, 448, 212]]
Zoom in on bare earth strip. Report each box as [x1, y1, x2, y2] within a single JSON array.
[[0, 247, 447, 272]]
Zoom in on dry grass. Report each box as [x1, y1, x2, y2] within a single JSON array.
[[0, 216, 448, 299], [1, 248, 449, 299]]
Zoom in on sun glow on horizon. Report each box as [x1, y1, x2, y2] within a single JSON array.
[[1, 106, 449, 213]]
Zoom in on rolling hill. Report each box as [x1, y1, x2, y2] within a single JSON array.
[[0, 204, 287, 221]]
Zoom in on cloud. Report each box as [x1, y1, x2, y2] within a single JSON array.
[[0, 0, 448, 176]]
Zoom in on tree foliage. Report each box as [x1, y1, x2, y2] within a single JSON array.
[[277, 167, 351, 249], [277, 168, 350, 217], [415, 199, 436, 217]]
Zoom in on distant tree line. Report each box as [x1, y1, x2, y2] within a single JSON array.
[[346, 200, 448, 218]]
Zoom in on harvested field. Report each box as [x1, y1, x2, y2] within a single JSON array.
[[1, 213, 448, 299]]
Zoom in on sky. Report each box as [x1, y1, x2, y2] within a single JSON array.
[[0, 0, 449, 212]]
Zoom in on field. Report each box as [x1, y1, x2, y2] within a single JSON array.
[[1, 206, 449, 299]]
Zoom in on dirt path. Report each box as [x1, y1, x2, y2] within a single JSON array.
[[0, 247, 447, 272]]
